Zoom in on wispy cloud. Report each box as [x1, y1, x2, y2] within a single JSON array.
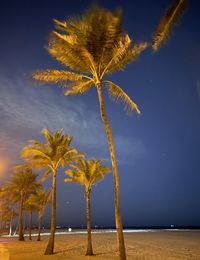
[[0, 76, 146, 173]]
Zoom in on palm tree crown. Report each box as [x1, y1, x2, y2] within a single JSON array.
[[21, 128, 83, 177], [5, 168, 41, 199], [32, 5, 146, 114], [65, 159, 110, 191], [28, 190, 51, 220]]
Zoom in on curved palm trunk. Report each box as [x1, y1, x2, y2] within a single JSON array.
[[85, 189, 94, 256], [97, 84, 126, 260], [44, 170, 56, 255], [19, 192, 25, 241], [29, 210, 33, 240], [37, 215, 42, 241]]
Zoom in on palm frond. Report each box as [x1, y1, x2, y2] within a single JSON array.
[[4, 168, 41, 201], [64, 79, 94, 96], [100, 34, 147, 77], [39, 169, 51, 182], [105, 80, 141, 114], [152, 0, 187, 52], [41, 128, 53, 145], [64, 178, 74, 183], [104, 41, 148, 75], [32, 69, 83, 84], [21, 148, 51, 163], [48, 32, 97, 75]]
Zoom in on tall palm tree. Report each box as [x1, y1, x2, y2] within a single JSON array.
[[4, 167, 41, 241], [21, 128, 83, 254], [65, 159, 110, 256], [28, 190, 51, 241], [32, 2, 187, 259]]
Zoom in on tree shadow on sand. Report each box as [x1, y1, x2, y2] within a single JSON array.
[[55, 246, 117, 256]]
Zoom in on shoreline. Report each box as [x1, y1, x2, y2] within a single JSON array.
[[2, 228, 200, 238], [1, 231, 200, 259]]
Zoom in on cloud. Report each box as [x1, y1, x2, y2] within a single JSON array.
[[0, 76, 146, 172]]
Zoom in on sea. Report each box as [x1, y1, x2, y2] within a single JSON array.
[[1, 226, 200, 238]]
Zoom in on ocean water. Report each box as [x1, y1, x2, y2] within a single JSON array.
[[2, 228, 199, 238]]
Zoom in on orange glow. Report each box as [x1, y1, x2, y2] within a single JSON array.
[[0, 157, 8, 176]]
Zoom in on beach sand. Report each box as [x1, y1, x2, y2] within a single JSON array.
[[1, 231, 200, 259]]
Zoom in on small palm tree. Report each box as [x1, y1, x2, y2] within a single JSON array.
[[21, 128, 83, 254], [0, 186, 18, 236], [4, 167, 41, 241], [28, 190, 51, 241], [32, 2, 187, 258], [65, 159, 110, 256]]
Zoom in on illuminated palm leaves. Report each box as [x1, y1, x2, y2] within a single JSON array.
[[64, 79, 94, 96], [5, 168, 41, 199], [32, 5, 147, 115], [28, 190, 51, 219], [152, 0, 187, 52], [102, 40, 148, 75], [32, 70, 84, 84], [32, 3, 187, 116], [105, 81, 141, 114], [48, 31, 96, 74], [65, 159, 110, 190], [50, 6, 148, 78], [21, 128, 83, 173]]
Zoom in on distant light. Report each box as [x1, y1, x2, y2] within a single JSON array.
[[68, 228, 72, 232], [56, 226, 61, 229]]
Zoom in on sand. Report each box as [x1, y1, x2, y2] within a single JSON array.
[[1, 231, 200, 260]]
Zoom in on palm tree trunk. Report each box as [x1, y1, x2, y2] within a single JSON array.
[[96, 84, 126, 260], [29, 210, 32, 240], [19, 192, 25, 241], [85, 189, 93, 256], [9, 209, 14, 236], [44, 170, 56, 255], [37, 215, 42, 241], [14, 221, 19, 236], [0, 212, 3, 234]]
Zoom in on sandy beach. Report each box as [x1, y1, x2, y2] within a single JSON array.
[[0, 230, 200, 260]]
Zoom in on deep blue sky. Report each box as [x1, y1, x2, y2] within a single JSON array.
[[0, 0, 200, 228]]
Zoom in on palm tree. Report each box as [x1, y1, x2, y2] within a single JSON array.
[[4, 167, 41, 241], [0, 187, 18, 236], [32, 2, 187, 258], [21, 128, 83, 254], [28, 190, 51, 241], [65, 159, 110, 256]]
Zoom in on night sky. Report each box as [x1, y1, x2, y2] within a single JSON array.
[[0, 0, 200, 228]]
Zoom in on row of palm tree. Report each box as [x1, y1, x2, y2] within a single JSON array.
[[0, 168, 50, 241], [0, 128, 110, 256]]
